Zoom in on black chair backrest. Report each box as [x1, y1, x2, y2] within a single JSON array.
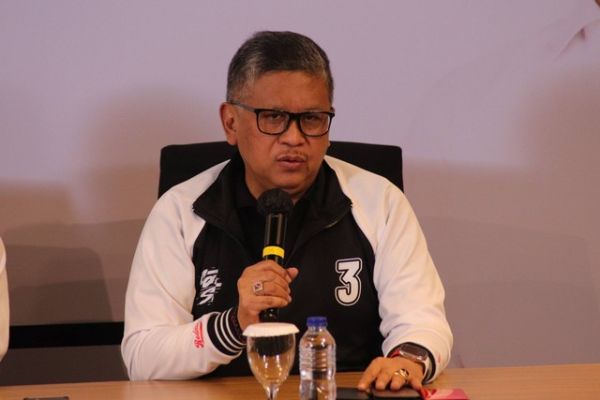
[[159, 141, 403, 197]]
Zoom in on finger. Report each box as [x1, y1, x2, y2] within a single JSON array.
[[266, 271, 293, 292], [249, 265, 293, 289], [357, 358, 384, 390], [241, 266, 284, 283], [286, 267, 299, 282], [254, 294, 291, 311], [239, 270, 291, 296], [256, 280, 292, 301], [258, 260, 291, 279], [389, 371, 409, 390], [374, 370, 394, 390], [408, 375, 423, 390], [398, 362, 423, 390], [239, 291, 290, 314], [248, 274, 291, 297], [239, 261, 284, 282]]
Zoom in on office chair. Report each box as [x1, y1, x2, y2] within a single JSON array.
[[158, 141, 403, 197]]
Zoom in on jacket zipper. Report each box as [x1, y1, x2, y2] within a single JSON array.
[[285, 204, 351, 266]]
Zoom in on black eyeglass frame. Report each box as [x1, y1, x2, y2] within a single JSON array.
[[228, 101, 335, 137]]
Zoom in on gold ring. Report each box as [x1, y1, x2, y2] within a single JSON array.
[[393, 368, 410, 381], [252, 280, 264, 295]]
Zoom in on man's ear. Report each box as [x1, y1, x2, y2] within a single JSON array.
[[220, 102, 238, 145]]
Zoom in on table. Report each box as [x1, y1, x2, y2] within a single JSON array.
[[0, 364, 598, 400]]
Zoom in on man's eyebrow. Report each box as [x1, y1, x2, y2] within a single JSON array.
[[263, 105, 330, 112]]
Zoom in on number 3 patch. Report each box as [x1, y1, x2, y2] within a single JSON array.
[[335, 258, 362, 306]]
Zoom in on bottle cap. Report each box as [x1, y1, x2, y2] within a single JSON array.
[[306, 316, 327, 328]]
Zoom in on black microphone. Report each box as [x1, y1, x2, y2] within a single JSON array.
[[257, 188, 293, 322]]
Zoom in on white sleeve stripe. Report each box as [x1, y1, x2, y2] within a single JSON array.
[[216, 310, 244, 354], [223, 308, 245, 347], [206, 311, 243, 356], [215, 312, 237, 354], [220, 309, 245, 349]]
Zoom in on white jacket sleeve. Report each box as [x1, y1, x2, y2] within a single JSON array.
[[328, 157, 453, 382], [121, 188, 244, 380], [372, 184, 453, 381]]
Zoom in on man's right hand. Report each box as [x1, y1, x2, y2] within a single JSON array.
[[236, 260, 299, 330]]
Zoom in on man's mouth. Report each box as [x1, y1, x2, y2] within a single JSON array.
[[275, 154, 307, 170], [276, 154, 307, 163]]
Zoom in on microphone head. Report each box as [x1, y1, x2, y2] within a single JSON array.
[[257, 188, 293, 216]]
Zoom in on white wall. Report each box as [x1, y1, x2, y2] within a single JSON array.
[[1, 0, 599, 367]]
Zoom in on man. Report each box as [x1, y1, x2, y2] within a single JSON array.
[[122, 31, 452, 392]]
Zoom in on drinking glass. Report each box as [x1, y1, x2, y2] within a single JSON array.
[[244, 322, 299, 400]]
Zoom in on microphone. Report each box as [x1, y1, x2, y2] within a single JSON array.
[[257, 188, 293, 322]]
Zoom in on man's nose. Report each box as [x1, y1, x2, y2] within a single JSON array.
[[279, 117, 305, 144]]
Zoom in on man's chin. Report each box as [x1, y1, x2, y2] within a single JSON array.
[[271, 182, 306, 202]]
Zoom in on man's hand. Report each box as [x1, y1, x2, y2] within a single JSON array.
[[236, 260, 299, 329], [358, 356, 424, 392]]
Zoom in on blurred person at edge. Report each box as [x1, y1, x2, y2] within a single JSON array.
[[121, 31, 452, 392], [0, 237, 9, 361]]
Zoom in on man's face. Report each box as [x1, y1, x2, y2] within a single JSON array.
[[220, 71, 331, 202]]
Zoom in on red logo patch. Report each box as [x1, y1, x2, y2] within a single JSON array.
[[193, 321, 204, 348]]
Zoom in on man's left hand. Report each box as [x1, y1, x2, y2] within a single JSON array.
[[357, 356, 424, 392]]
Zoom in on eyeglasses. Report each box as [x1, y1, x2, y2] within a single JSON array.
[[228, 101, 335, 137]]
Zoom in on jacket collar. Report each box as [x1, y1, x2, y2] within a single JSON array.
[[193, 151, 352, 244]]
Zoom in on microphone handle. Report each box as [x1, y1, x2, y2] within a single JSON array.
[[259, 306, 279, 322], [259, 214, 286, 322], [259, 253, 284, 322]]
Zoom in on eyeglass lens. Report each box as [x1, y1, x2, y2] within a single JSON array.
[[258, 110, 330, 136]]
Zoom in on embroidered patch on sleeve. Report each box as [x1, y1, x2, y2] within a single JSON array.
[[193, 321, 205, 348]]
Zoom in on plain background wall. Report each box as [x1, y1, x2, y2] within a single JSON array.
[[1, 0, 599, 370]]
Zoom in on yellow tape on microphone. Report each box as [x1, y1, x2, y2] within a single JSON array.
[[262, 246, 285, 259]]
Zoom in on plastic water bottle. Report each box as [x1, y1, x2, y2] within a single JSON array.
[[299, 316, 336, 400]]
